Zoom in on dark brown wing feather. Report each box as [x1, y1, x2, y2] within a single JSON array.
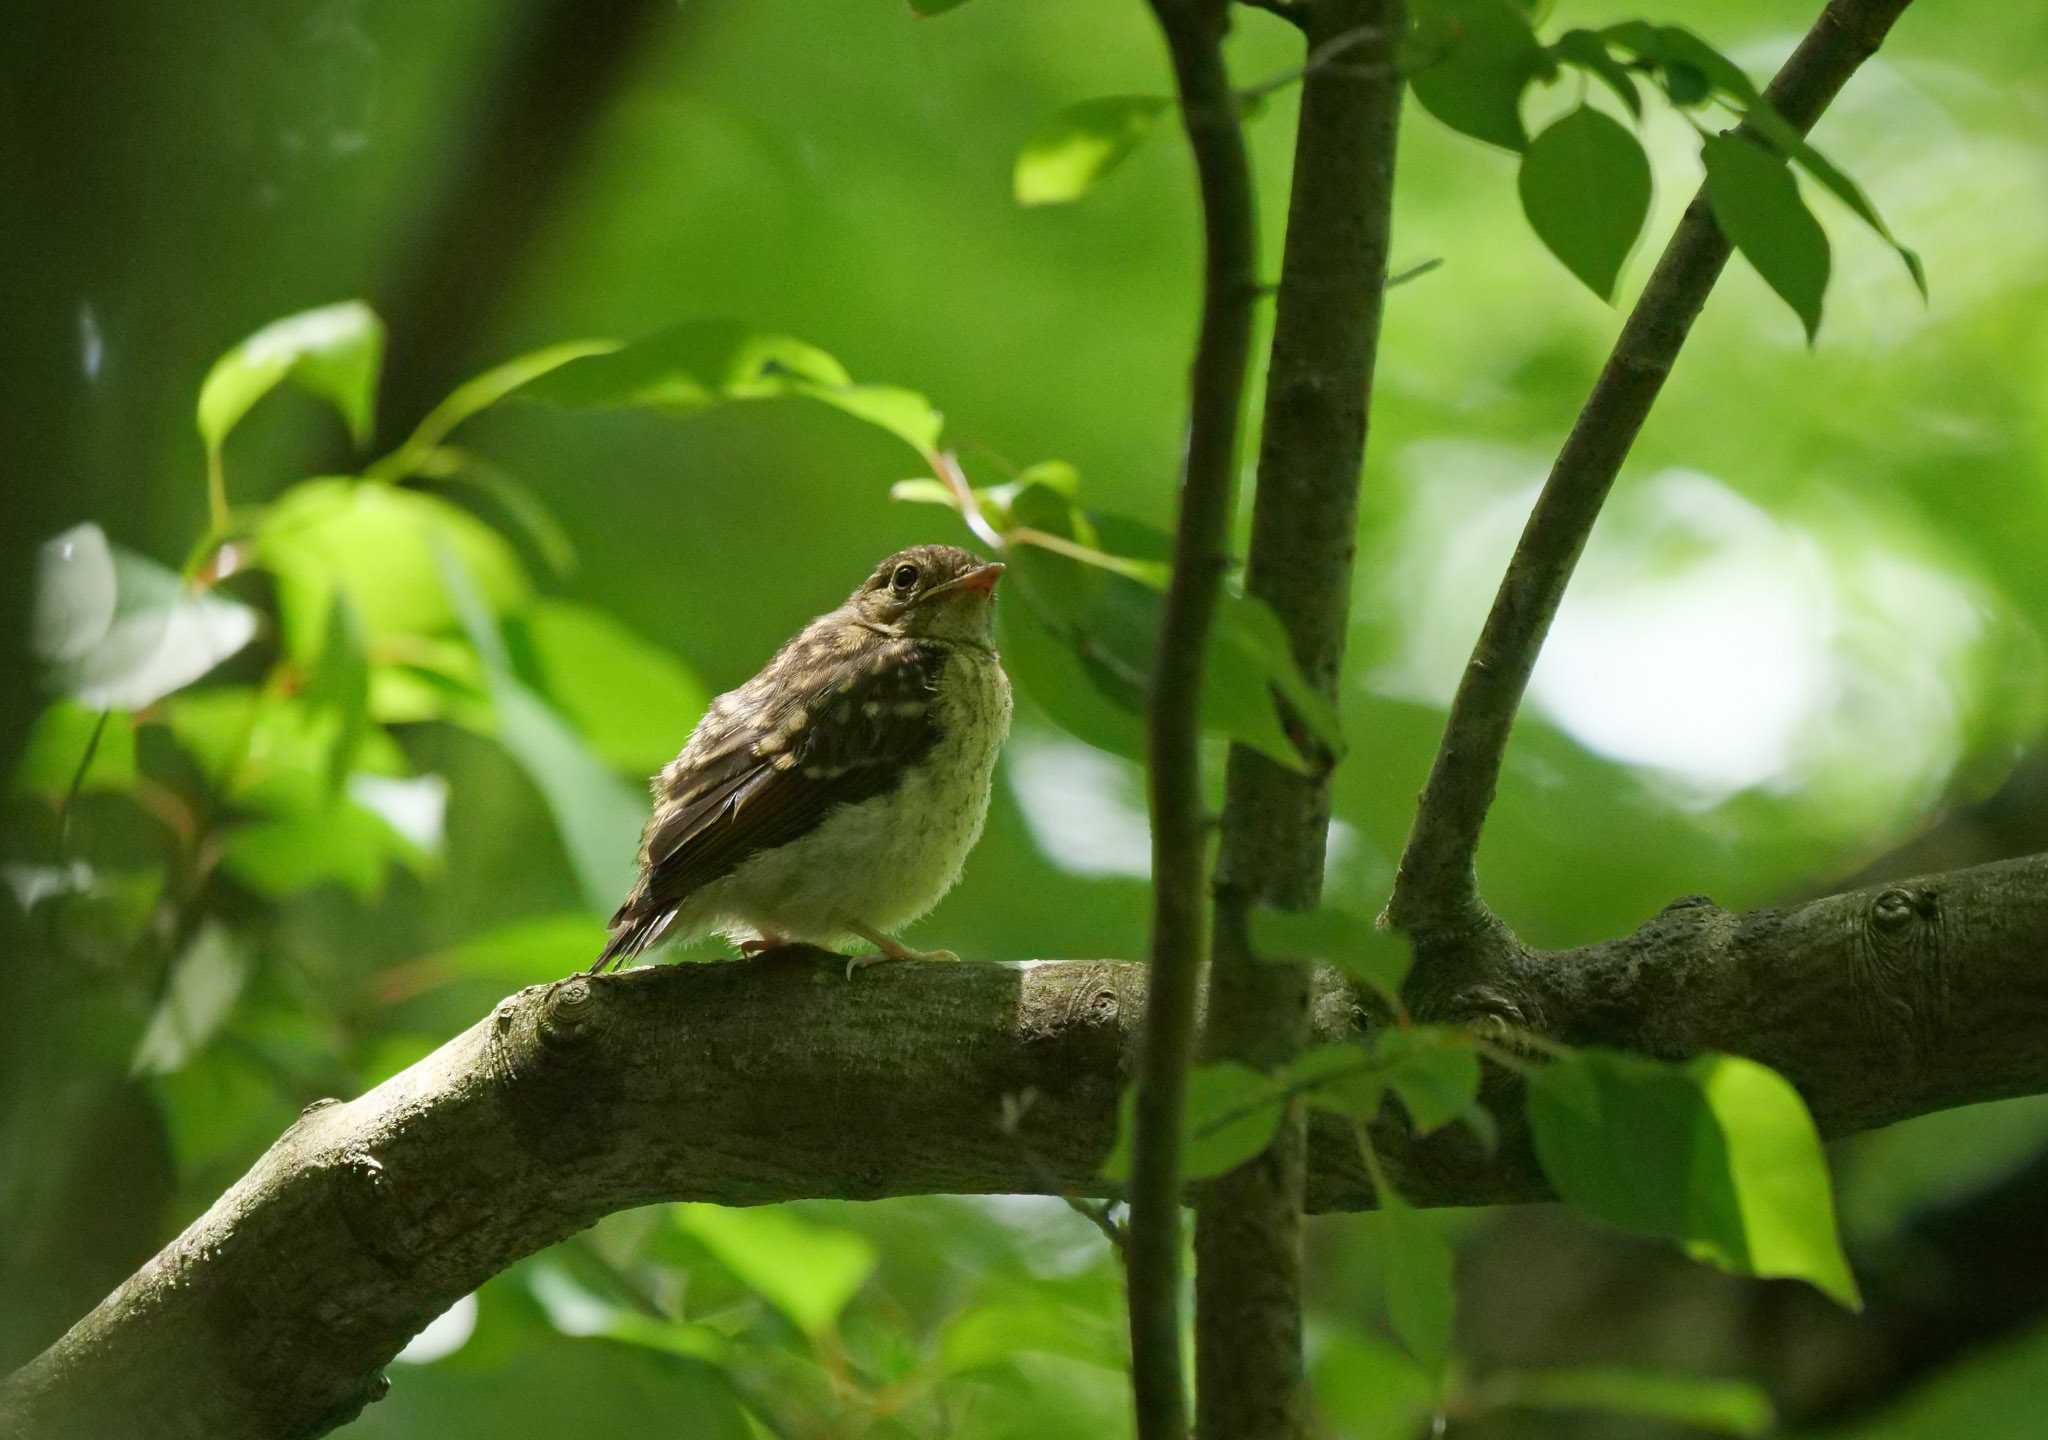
[[592, 628, 947, 969]]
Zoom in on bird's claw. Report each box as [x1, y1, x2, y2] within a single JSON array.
[[844, 946, 961, 981]]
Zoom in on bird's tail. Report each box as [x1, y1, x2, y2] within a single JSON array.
[[588, 903, 677, 974]]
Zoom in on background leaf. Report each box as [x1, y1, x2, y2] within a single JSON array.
[[1474, 1366, 1774, 1435], [671, 1204, 878, 1337], [197, 300, 385, 456], [41, 537, 258, 711], [1014, 96, 1169, 206], [1102, 1061, 1285, 1183]]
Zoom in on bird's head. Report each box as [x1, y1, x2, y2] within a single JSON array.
[[847, 544, 1004, 644]]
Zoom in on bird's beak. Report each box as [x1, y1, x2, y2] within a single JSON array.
[[932, 562, 1005, 600]]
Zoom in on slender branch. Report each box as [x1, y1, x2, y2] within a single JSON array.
[[7, 853, 2048, 1440], [1387, 0, 1921, 937], [1198, 2, 1404, 1437], [1130, 3, 1262, 1439]]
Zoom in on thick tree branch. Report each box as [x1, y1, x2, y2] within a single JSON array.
[[1132, 2, 1262, 1438], [1200, 1, 1403, 1436], [7, 853, 2048, 1440], [1387, 0, 1920, 937]]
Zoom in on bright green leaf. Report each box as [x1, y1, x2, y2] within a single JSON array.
[[998, 598, 1145, 760], [1702, 131, 1831, 342], [403, 449, 580, 577], [1210, 589, 1346, 770], [197, 301, 385, 457], [512, 600, 710, 775], [1601, 23, 1756, 104], [130, 922, 249, 1075], [1528, 1048, 1860, 1307], [1406, 0, 1546, 151], [427, 913, 613, 989], [941, 1299, 1125, 1376], [672, 1204, 878, 1336], [1382, 1195, 1455, 1385], [1252, 907, 1413, 998], [33, 523, 117, 663], [1519, 106, 1651, 301], [1014, 96, 1169, 206], [1375, 1027, 1482, 1135], [220, 799, 428, 900], [14, 702, 135, 799], [158, 688, 406, 817], [1286, 1043, 1384, 1116], [259, 478, 530, 660], [304, 591, 370, 794], [1102, 1061, 1285, 1183], [1476, 1366, 1774, 1436]]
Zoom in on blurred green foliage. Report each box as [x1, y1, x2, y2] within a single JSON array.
[[6, 0, 2048, 1435]]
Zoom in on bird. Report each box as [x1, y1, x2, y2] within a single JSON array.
[[591, 543, 1012, 977]]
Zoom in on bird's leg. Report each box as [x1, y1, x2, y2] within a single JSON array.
[[738, 932, 790, 956], [843, 922, 960, 980]]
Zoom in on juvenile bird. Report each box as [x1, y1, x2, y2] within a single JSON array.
[[592, 544, 1012, 976]]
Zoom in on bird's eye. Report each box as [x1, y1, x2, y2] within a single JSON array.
[[891, 563, 920, 593]]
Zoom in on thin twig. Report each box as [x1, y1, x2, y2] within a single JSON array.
[[999, 1090, 1128, 1256], [1386, 0, 1921, 937], [931, 449, 1007, 553], [1235, 20, 1394, 103], [1127, 2, 1262, 1438]]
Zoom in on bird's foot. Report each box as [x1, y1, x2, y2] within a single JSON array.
[[738, 932, 790, 956], [843, 923, 960, 980]]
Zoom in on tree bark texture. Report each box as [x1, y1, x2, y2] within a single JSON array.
[[6, 852, 2047, 1440], [1198, 1, 1405, 1436]]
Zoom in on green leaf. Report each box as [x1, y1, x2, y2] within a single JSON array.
[[1252, 907, 1413, 999], [1476, 1366, 1774, 1436], [671, 1204, 878, 1336], [258, 478, 531, 660], [403, 449, 580, 577], [14, 702, 136, 799], [1528, 1048, 1860, 1307], [1406, 0, 1546, 151], [1375, 1027, 1482, 1135], [427, 913, 613, 989], [219, 799, 428, 901], [1210, 589, 1346, 771], [1102, 1061, 1286, 1183], [1702, 132, 1831, 342], [197, 301, 385, 458], [158, 688, 406, 816], [511, 600, 710, 775], [130, 922, 250, 1075], [1601, 22, 1756, 105], [38, 530, 259, 711], [1309, 1327, 1438, 1440], [1014, 96, 1170, 206], [1382, 1194, 1455, 1385], [1518, 106, 1651, 301], [1739, 105, 1928, 299], [367, 340, 613, 483], [1287, 1043, 1384, 1116], [303, 591, 370, 794], [520, 321, 943, 459], [438, 547, 647, 913], [940, 1296, 1125, 1376], [1547, 30, 1642, 118], [997, 596, 1145, 761]]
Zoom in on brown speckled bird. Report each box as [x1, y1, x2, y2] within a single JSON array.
[[591, 544, 1011, 976]]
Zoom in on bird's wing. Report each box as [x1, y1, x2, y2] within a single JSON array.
[[598, 634, 948, 961]]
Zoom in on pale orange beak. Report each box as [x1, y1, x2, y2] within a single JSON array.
[[943, 562, 1005, 597]]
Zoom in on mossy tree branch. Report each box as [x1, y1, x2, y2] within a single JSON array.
[[6, 853, 2048, 1440]]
